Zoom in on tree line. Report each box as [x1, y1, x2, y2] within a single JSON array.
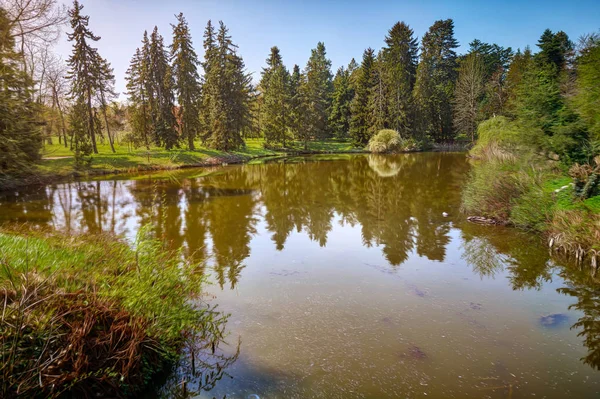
[[1, 0, 599, 176]]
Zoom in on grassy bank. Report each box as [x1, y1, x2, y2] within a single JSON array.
[[462, 117, 600, 271], [0, 226, 228, 398], [0, 137, 361, 191]]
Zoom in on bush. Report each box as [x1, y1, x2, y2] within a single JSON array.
[[462, 161, 523, 221], [367, 129, 418, 153]]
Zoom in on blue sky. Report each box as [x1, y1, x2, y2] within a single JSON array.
[[55, 0, 600, 97]]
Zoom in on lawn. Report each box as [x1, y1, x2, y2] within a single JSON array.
[[39, 136, 362, 177]]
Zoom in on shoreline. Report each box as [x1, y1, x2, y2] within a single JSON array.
[[0, 147, 372, 192]]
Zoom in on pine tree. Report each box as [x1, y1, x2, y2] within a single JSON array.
[[382, 21, 419, 137], [125, 47, 151, 149], [199, 20, 216, 143], [413, 19, 459, 143], [536, 29, 573, 73], [65, 0, 111, 156], [349, 48, 376, 146], [259, 46, 290, 146], [329, 66, 354, 139], [467, 39, 513, 118], [0, 7, 42, 175], [149, 26, 178, 150], [171, 12, 201, 150], [302, 42, 333, 143], [505, 47, 533, 113], [201, 21, 252, 151], [369, 51, 388, 135], [288, 64, 307, 145], [97, 57, 117, 152]]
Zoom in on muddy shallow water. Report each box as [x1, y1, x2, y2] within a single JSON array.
[[1, 153, 599, 398]]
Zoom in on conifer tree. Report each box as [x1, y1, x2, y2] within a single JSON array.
[[369, 51, 388, 135], [0, 7, 42, 174], [171, 12, 201, 150], [125, 47, 151, 149], [382, 21, 419, 136], [536, 29, 573, 73], [65, 0, 112, 155], [301, 42, 333, 142], [97, 57, 117, 152], [329, 66, 354, 139], [259, 46, 290, 146], [288, 64, 307, 146], [149, 26, 178, 150], [413, 19, 459, 142], [350, 48, 376, 146], [200, 21, 252, 151], [199, 20, 216, 143], [505, 47, 533, 112]]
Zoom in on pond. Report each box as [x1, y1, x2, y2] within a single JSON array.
[[1, 153, 599, 398]]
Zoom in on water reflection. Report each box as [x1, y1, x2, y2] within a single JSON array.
[[2, 153, 600, 393]]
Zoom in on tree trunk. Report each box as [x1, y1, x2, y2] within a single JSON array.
[[100, 90, 115, 153]]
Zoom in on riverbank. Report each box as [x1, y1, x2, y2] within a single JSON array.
[[0, 225, 229, 398], [0, 138, 368, 191], [462, 117, 600, 272]]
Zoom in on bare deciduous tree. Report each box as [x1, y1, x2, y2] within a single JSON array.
[[453, 53, 484, 143]]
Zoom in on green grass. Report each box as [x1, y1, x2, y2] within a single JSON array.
[[37, 136, 361, 181], [0, 226, 230, 397]]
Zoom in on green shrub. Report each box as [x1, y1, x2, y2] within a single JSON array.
[[367, 129, 401, 153], [367, 129, 418, 153], [462, 161, 523, 221]]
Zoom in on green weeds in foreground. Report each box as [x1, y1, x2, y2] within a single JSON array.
[[0, 226, 233, 398]]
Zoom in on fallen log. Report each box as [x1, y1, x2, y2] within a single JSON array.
[[467, 216, 502, 225]]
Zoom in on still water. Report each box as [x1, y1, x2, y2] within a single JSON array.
[[1, 153, 600, 398]]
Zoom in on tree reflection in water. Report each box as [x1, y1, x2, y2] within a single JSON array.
[[2, 153, 600, 379]]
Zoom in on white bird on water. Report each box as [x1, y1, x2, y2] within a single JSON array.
[[442, 212, 449, 217]]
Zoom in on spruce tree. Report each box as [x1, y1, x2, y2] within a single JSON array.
[[149, 26, 178, 150], [288, 64, 307, 146], [200, 21, 252, 151], [349, 48, 376, 146], [65, 0, 111, 155], [259, 46, 290, 146], [125, 47, 151, 149], [369, 51, 388, 135], [329, 66, 354, 139], [413, 19, 459, 142], [301, 42, 333, 142], [199, 20, 217, 143], [382, 21, 419, 136], [97, 57, 117, 152], [171, 12, 201, 150], [0, 7, 42, 175]]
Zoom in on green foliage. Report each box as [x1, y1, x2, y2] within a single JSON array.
[[301, 42, 333, 142], [171, 13, 202, 150], [200, 21, 253, 151], [0, 226, 228, 397], [367, 129, 417, 153], [462, 161, 523, 221], [350, 48, 377, 146], [572, 38, 600, 140], [66, 0, 113, 155], [413, 19, 459, 143], [259, 46, 291, 146], [329, 66, 354, 140], [0, 8, 42, 180], [382, 22, 419, 137]]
